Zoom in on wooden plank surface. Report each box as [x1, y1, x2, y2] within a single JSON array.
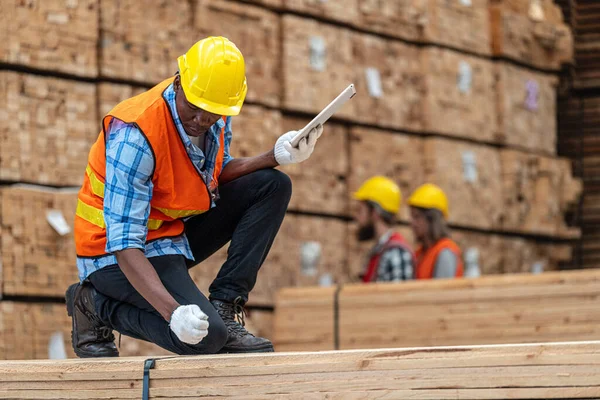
[[0, 0, 98, 77], [275, 269, 600, 351], [490, 1, 573, 70], [422, 48, 497, 142], [423, 138, 504, 230], [0, 72, 97, 186], [495, 63, 559, 155], [0, 185, 79, 297], [0, 342, 600, 398]]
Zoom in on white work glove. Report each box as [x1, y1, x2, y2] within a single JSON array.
[[169, 304, 209, 345], [274, 124, 323, 166]]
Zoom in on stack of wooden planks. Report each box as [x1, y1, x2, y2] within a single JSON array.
[[0, 0, 99, 77], [1, 341, 599, 398], [572, 0, 600, 89], [274, 269, 600, 351], [490, 0, 573, 71], [0, 0, 587, 360]]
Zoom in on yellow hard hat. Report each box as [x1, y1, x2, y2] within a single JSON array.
[[177, 36, 247, 116], [353, 176, 402, 215], [408, 183, 449, 218]]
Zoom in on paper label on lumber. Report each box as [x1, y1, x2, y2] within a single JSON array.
[[461, 151, 478, 183], [300, 241, 321, 277], [524, 79, 540, 111], [309, 36, 327, 71], [365, 67, 383, 98], [457, 61, 473, 93], [46, 210, 71, 236]]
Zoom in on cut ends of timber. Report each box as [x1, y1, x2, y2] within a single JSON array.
[[0, 341, 599, 399]]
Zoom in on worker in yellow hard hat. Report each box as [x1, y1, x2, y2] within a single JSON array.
[[408, 183, 463, 280], [67, 37, 324, 357], [353, 176, 415, 283]]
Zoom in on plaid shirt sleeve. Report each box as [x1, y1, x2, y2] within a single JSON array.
[[377, 247, 414, 282], [104, 119, 155, 254], [222, 116, 234, 168]]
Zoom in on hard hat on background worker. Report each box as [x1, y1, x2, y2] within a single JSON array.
[[407, 183, 449, 218], [353, 176, 402, 216], [177, 36, 247, 116]]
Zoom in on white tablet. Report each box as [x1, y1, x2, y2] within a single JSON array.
[[290, 84, 357, 148]]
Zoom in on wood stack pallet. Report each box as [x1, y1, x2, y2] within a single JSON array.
[[555, 0, 600, 270], [274, 269, 600, 351], [0, 0, 585, 360], [1, 341, 599, 399]]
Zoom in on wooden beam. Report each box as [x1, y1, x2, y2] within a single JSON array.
[[0, 342, 599, 399]]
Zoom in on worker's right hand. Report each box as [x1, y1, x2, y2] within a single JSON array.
[[169, 304, 209, 345]]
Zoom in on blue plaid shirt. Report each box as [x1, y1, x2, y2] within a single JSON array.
[[77, 83, 234, 281]]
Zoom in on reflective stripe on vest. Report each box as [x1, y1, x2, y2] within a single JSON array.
[[77, 165, 172, 230]]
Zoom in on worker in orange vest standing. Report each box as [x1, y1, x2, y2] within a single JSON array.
[[353, 176, 415, 283], [66, 37, 324, 357], [408, 184, 464, 279]]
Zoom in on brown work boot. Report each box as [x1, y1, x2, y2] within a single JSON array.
[[66, 282, 119, 358], [210, 297, 274, 353]]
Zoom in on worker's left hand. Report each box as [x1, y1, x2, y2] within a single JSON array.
[[274, 124, 323, 166]]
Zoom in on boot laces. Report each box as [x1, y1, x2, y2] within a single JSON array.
[[218, 297, 254, 337]]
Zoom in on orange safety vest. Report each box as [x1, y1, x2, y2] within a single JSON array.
[[415, 238, 463, 279], [75, 77, 226, 257]]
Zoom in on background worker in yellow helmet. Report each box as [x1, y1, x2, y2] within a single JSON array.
[[66, 37, 324, 357], [353, 176, 415, 283], [408, 184, 464, 279]]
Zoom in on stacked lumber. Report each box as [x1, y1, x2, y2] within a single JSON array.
[[281, 117, 349, 215], [453, 230, 572, 274], [281, 15, 356, 119], [573, 0, 600, 89], [274, 269, 600, 351], [0, 72, 97, 186], [348, 128, 424, 222], [192, 0, 281, 107], [99, 0, 193, 83], [0, 185, 79, 297], [339, 270, 600, 349], [0, 302, 75, 360], [277, 0, 491, 55], [421, 48, 498, 142], [97, 83, 146, 117], [500, 149, 582, 237], [0, 0, 98, 77], [490, 0, 573, 70], [495, 63, 559, 154], [272, 286, 337, 352], [423, 138, 504, 230], [352, 34, 424, 131], [189, 215, 348, 308], [2, 342, 599, 399], [100, 0, 281, 105]]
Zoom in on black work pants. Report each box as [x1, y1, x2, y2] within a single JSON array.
[[88, 169, 292, 355]]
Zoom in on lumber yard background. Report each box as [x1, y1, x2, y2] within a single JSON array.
[[0, 0, 598, 359]]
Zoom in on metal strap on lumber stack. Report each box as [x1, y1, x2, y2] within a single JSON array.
[[490, 0, 573, 71], [1, 0, 98, 77], [0, 72, 97, 186], [274, 269, 600, 351], [0, 185, 79, 298]]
